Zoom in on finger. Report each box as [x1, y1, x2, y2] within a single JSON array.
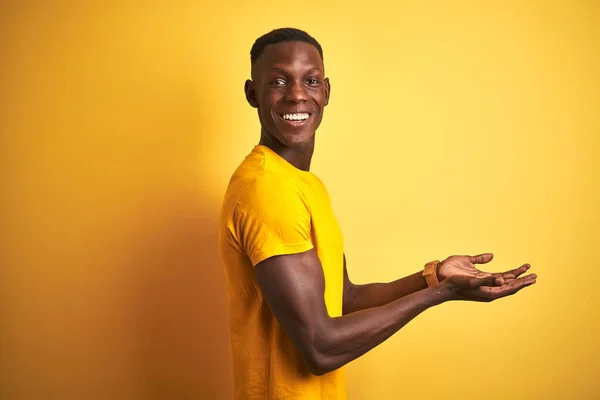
[[468, 275, 497, 288], [472, 271, 504, 286], [501, 264, 530, 280], [486, 264, 530, 282], [480, 274, 537, 300], [482, 272, 505, 285], [490, 272, 515, 285], [469, 253, 494, 265]]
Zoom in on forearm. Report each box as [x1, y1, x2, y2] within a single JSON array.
[[343, 271, 428, 314], [310, 284, 450, 375]]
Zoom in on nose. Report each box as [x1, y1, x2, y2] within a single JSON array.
[[284, 80, 308, 103]]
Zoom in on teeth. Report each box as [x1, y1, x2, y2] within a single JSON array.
[[282, 113, 309, 121]]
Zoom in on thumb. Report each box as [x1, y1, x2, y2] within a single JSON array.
[[469, 253, 494, 265], [469, 275, 496, 288]]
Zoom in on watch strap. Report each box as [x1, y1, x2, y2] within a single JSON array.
[[423, 260, 440, 287]]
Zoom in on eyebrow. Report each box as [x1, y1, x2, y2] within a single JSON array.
[[267, 66, 324, 75]]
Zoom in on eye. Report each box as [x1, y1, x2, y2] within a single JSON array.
[[306, 78, 321, 86], [271, 78, 286, 86]]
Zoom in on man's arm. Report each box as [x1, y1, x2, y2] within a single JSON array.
[[342, 254, 428, 315], [342, 252, 533, 315], [255, 249, 535, 376]]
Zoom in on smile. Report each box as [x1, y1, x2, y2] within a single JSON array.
[[280, 112, 311, 121]]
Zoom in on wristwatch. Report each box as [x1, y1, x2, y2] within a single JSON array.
[[423, 260, 440, 287]]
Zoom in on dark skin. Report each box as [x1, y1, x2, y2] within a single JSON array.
[[245, 41, 537, 375], [245, 41, 329, 171]]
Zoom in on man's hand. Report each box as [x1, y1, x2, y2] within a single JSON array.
[[438, 253, 529, 286], [436, 253, 537, 302], [441, 273, 537, 302]]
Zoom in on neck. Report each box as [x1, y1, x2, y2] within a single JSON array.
[[258, 130, 315, 172]]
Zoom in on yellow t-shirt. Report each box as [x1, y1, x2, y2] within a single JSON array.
[[218, 145, 347, 400]]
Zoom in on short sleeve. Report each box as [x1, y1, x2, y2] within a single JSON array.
[[230, 173, 314, 266]]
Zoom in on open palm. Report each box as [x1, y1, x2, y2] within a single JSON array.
[[437, 253, 530, 286]]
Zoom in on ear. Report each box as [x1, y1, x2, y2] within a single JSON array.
[[324, 77, 331, 106], [245, 79, 259, 108]]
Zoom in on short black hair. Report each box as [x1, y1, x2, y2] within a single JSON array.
[[250, 27, 324, 67]]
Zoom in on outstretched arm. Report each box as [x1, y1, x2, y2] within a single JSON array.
[[342, 252, 533, 314], [342, 254, 429, 315], [256, 249, 535, 376]]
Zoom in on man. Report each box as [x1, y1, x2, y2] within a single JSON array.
[[218, 27, 537, 400]]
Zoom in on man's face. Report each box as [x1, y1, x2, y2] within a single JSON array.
[[246, 41, 330, 148]]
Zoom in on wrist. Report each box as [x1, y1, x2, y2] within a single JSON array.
[[436, 260, 444, 281], [437, 280, 459, 302], [421, 282, 455, 306]]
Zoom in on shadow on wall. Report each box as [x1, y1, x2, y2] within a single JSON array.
[[0, 5, 235, 394], [109, 73, 233, 397], [103, 39, 234, 397], [129, 192, 232, 399], [116, 69, 234, 398]]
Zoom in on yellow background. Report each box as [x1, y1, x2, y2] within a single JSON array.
[[1, 1, 598, 399]]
